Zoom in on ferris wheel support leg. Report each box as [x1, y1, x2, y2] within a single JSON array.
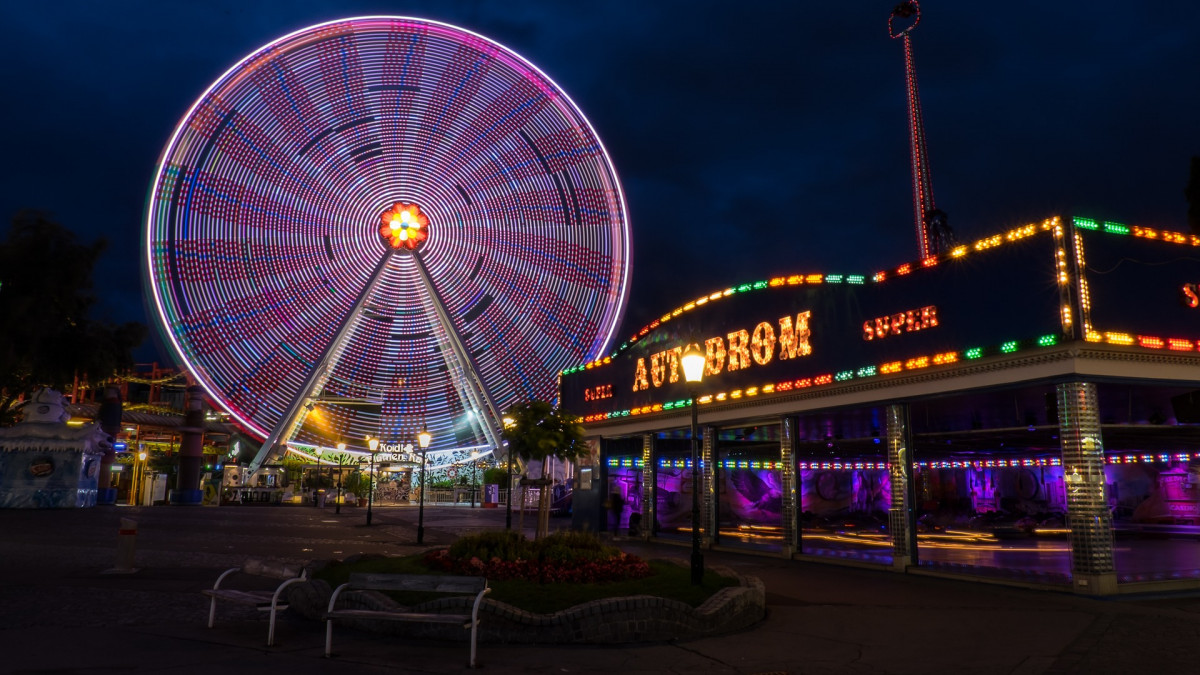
[[247, 253, 395, 473], [409, 251, 505, 452]]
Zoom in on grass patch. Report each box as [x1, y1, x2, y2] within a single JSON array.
[[314, 555, 737, 614]]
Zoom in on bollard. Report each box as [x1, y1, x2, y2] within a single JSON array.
[[105, 518, 139, 574]]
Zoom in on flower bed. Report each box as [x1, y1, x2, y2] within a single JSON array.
[[422, 530, 652, 583]]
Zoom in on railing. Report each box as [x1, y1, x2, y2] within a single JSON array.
[[413, 487, 548, 508], [372, 485, 569, 510]]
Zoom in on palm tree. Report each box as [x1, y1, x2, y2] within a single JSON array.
[[500, 400, 587, 539]]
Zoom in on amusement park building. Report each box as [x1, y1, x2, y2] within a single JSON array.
[[561, 215, 1200, 596]]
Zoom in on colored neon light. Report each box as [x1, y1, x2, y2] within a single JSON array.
[[145, 17, 632, 449], [574, 214, 1197, 422], [609, 452, 1194, 471]]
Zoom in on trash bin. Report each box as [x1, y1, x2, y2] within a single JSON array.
[[317, 489, 327, 507]]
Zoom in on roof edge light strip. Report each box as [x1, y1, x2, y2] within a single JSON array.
[[567, 217, 1078, 377]]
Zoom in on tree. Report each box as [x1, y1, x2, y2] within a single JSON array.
[[1186, 156, 1200, 236], [0, 212, 146, 424], [500, 400, 587, 539]]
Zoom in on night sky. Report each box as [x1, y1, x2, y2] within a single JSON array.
[[4, 1, 1199, 364]]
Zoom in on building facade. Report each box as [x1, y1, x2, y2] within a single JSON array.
[[562, 216, 1200, 595]]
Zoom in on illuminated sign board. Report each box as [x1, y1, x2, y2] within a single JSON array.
[[564, 218, 1200, 421], [1072, 225, 1200, 340], [562, 227, 1065, 418]]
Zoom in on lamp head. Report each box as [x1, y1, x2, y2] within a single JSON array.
[[368, 438, 379, 452], [337, 442, 346, 452], [502, 416, 514, 428], [681, 343, 705, 383], [418, 429, 431, 449]]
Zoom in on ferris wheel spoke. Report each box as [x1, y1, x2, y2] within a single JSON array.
[[247, 250, 394, 471], [410, 251, 505, 451]]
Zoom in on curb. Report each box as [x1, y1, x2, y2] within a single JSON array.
[[287, 563, 765, 644]]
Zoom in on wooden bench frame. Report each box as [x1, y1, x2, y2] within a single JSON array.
[[325, 573, 491, 668], [202, 559, 307, 646]]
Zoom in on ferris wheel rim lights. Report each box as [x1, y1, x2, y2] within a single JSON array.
[[143, 16, 632, 446]]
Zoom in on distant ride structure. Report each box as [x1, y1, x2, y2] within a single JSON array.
[[143, 17, 631, 468], [889, 1, 953, 258]]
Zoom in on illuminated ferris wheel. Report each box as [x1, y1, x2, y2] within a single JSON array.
[[144, 17, 631, 468]]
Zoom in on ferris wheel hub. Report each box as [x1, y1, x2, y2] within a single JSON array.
[[378, 201, 430, 251]]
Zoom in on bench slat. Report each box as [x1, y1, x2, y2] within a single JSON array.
[[347, 573, 487, 594], [326, 609, 472, 625], [243, 559, 304, 580], [203, 589, 285, 608]]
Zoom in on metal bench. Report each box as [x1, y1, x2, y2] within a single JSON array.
[[202, 558, 307, 646], [325, 573, 491, 668]]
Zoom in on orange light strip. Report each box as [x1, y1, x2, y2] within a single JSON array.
[[1132, 225, 1200, 246]]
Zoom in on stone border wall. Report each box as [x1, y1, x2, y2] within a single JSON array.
[[288, 562, 764, 644]]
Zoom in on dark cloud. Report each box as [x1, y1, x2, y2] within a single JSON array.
[[3, 0, 1198, 360]]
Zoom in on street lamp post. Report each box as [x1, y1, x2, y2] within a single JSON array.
[[471, 451, 480, 508], [366, 438, 379, 526], [135, 449, 148, 506], [681, 344, 706, 585], [416, 429, 431, 544], [335, 442, 346, 515], [502, 417, 515, 530]]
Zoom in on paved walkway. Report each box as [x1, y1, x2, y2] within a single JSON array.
[[2, 504, 1200, 673]]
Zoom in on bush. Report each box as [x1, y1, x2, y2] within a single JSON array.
[[447, 530, 527, 562], [482, 467, 508, 485], [535, 530, 613, 564]]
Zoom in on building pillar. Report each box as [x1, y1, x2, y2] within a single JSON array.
[[1057, 381, 1117, 595], [96, 385, 123, 505], [641, 433, 655, 541], [887, 403, 917, 570], [701, 425, 717, 548], [172, 385, 205, 505], [597, 439, 612, 533], [780, 415, 800, 557]]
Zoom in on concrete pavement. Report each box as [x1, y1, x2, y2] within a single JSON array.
[[2, 504, 1200, 673]]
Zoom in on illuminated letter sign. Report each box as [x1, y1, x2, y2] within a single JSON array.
[[584, 384, 614, 401], [778, 311, 812, 360], [705, 336, 727, 376], [863, 305, 938, 340], [1182, 283, 1199, 308], [726, 330, 751, 371], [631, 311, 813, 391], [651, 351, 666, 387], [751, 322, 776, 365], [633, 359, 649, 391]]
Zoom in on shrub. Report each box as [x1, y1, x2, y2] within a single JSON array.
[[447, 530, 527, 562], [482, 467, 509, 485]]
